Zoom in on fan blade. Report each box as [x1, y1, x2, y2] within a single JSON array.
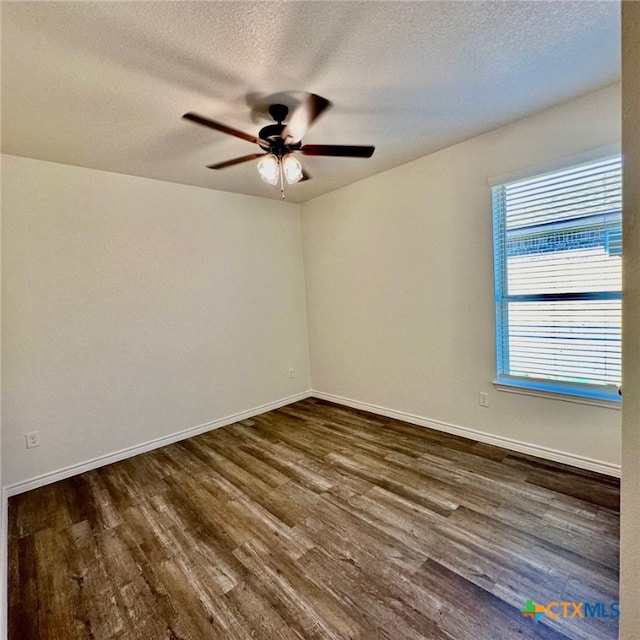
[[207, 153, 264, 170], [281, 94, 331, 143], [301, 144, 375, 158], [183, 112, 260, 144]]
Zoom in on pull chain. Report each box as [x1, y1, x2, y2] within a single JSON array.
[[279, 160, 286, 200]]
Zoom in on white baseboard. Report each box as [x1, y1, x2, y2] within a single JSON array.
[[5, 390, 313, 497], [1, 487, 8, 640], [4, 386, 621, 498], [311, 390, 621, 478]]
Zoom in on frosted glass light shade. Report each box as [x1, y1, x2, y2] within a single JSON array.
[[257, 154, 279, 185], [282, 154, 303, 184]]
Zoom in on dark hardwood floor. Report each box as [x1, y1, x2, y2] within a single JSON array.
[[8, 398, 620, 639]]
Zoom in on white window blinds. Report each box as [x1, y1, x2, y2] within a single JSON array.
[[492, 155, 622, 401]]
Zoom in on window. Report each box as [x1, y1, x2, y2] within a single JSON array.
[[492, 155, 622, 404]]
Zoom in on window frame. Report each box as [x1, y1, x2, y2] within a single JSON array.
[[491, 152, 622, 408]]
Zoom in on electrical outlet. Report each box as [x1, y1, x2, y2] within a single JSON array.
[[288, 368, 296, 379], [479, 392, 489, 408], [25, 431, 40, 449]]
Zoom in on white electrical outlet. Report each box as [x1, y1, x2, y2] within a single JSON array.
[[288, 368, 296, 379], [25, 431, 41, 449], [479, 392, 489, 408]]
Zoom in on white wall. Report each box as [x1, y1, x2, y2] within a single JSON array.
[[302, 85, 622, 469], [621, 3, 640, 637], [0, 156, 4, 639], [1, 155, 310, 487]]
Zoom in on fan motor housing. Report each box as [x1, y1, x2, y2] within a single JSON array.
[[258, 123, 286, 142]]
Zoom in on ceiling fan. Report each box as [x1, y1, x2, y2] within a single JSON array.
[[182, 94, 375, 198]]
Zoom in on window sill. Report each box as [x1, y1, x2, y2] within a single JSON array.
[[493, 378, 622, 410]]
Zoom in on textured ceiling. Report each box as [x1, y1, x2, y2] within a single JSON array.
[[1, 1, 620, 203]]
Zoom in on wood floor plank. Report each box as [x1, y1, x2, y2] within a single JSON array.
[[502, 453, 620, 510], [447, 506, 619, 586], [8, 398, 620, 640], [232, 543, 351, 640], [10, 535, 39, 639], [225, 496, 316, 560], [203, 429, 292, 489], [298, 517, 446, 629], [234, 442, 335, 493], [326, 450, 460, 516], [298, 545, 453, 640], [180, 438, 311, 527], [413, 558, 569, 640], [224, 580, 306, 640], [298, 497, 428, 575]]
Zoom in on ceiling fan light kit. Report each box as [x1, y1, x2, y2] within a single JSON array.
[[183, 93, 375, 200], [257, 153, 304, 198], [282, 154, 304, 185], [258, 149, 303, 189], [257, 154, 280, 185]]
